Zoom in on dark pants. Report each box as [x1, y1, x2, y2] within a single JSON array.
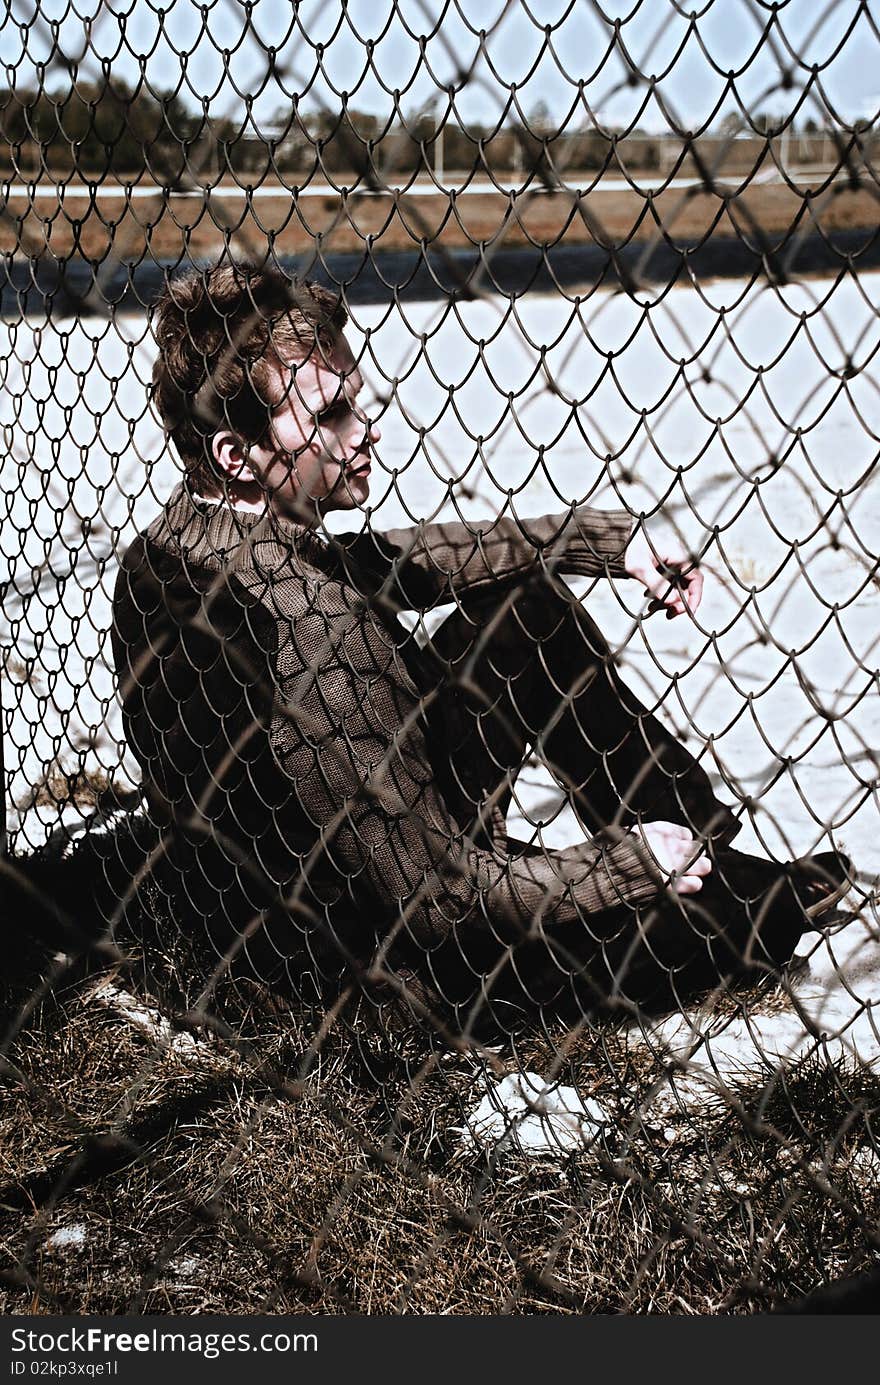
[[66, 575, 806, 1032], [406, 575, 806, 1029]]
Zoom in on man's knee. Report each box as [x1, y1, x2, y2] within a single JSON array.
[[430, 572, 609, 679]]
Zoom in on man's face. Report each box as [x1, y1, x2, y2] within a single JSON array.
[[213, 332, 381, 521]]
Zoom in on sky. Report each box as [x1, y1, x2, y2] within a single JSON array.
[[3, 0, 879, 134]]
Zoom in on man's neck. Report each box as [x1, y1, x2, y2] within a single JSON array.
[[192, 488, 264, 514], [191, 485, 320, 529]]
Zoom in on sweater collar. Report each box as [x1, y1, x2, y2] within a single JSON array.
[[147, 480, 327, 573]]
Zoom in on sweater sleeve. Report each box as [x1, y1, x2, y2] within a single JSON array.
[[335, 506, 635, 611], [270, 599, 661, 951]]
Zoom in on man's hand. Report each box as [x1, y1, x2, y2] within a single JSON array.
[[634, 821, 711, 895], [624, 528, 703, 618]]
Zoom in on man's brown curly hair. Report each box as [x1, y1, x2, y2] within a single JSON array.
[[151, 261, 347, 493]]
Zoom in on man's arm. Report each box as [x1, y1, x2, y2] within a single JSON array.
[[336, 508, 704, 621], [271, 605, 663, 954], [333, 506, 635, 611]]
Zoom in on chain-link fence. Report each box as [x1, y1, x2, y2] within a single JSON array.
[[1, 0, 879, 1314]]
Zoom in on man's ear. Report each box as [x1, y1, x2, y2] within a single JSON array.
[[211, 431, 260, 482]]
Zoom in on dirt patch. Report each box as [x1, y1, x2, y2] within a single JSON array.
[[2, 180, 877, 265]]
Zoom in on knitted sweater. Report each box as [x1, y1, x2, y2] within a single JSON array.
[[111, 482, 664, 968]]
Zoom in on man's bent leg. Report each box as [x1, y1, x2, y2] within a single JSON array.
[[426, 573, 739, 847], [414, 578, 812, 1034]]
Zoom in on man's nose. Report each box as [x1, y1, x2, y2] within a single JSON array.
[[353, 407, 380, 445]]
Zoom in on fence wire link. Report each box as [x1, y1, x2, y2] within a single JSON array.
[[1, 0, 880, 1315]]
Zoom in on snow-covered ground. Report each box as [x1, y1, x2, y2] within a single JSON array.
[[1, 272, 878, 1075]]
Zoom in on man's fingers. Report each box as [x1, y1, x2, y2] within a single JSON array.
[[672, 853, 711, 894], [625, 535, 703, 617], [643, 559, 703, 618], [637, 825, 712, 891], [685, 852, 712, 877], [686, 567, 704, 612], [674, 874, 705, 895], [641, 572, 669, 603], [644, 578, 686, 615]]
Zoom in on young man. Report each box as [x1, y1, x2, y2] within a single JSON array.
[[111, 262, 849, 1030]]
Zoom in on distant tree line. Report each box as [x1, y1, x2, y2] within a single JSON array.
[[0, 79, 866, 184], [1, 82, 203, 180], [0, 81, 625, 180]]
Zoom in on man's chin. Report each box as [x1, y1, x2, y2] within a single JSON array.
[[316, 483, 369, 515], [343, 474, 371, 504]]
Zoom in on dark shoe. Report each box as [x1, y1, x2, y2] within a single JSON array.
[[789, 850, 855, 920]]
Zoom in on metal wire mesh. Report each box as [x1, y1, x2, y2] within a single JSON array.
[[1, 0, 880, 1314]]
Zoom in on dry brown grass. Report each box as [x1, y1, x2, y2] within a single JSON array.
[[15, 765, 114, 812], [2, 892, 879, 1317], [2, 180, 877, 262]]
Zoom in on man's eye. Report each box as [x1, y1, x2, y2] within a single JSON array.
[[316, 403, 346, 424]]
